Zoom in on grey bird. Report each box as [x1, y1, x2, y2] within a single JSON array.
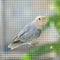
[[8, 16, 47, 50]]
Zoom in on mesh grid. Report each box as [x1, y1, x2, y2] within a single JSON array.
[[1, 0, 60, 60]]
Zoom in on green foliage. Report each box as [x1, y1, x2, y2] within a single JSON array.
[[44, 15, 60, 33], [23, 44, 52, 60], [53, 42, 60, 55], [23, 43, 60, 60], [23, 54, 31, 60], [55, 0, 60, 7], [47, 0, 60, 33], [54, 0, 60, 15], [27, 44, 52, 56], [48, 15, 60, 33]]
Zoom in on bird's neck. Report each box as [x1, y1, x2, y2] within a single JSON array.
[[32, 21, 43, 30]]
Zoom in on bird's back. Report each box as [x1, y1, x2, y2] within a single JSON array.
[[19, 24, 41, 42]]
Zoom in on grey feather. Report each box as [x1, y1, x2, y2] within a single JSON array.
[[8, 23, 41, 50], [18, 23, 41, 42]]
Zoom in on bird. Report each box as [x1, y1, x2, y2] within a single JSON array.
[[8, 16, 47, 50]]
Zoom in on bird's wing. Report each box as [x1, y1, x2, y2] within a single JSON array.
[[11, 24, 30, 43], [18, 25, 30, 37], [8, 24, 30, 49]]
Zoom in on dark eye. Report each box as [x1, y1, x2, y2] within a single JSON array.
[[38, 18, 40, 20]]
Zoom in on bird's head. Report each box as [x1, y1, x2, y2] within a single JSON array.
[[33, 16, 47, 29]]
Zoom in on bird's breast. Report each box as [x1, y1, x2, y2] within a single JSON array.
[[20, 25, 41, 42]]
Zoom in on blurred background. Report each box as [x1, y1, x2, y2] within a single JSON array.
[[2, 0, 54, 52], [0, 0, 60, 60]]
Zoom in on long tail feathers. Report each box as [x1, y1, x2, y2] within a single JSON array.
[[8, 35, 24, 50], [8, 35, 33, 50], [8, 40, 24, 50]]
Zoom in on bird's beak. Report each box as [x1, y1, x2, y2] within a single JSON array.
[[42, 19, 47, 25]]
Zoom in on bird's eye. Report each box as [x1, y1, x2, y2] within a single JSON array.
[[38, 18, 41, 20]]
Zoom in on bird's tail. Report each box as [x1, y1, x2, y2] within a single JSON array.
[[8, 35, 24, 50]]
